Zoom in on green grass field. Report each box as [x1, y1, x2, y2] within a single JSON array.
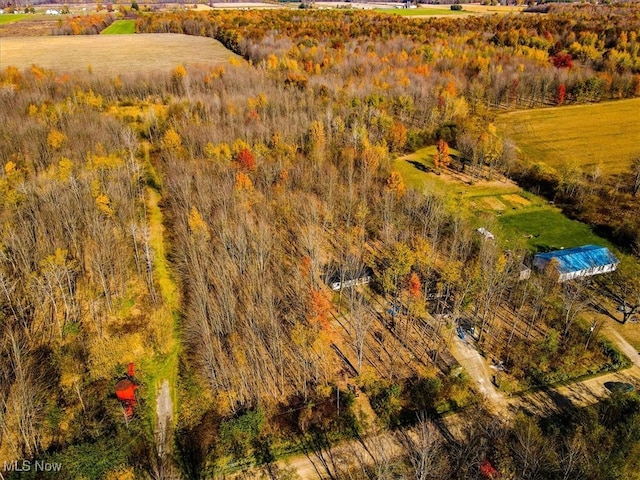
[[496, 98, 640, 176], [395, 146, 520, 200], [498, 208, 616, 252], [375, 8, 465, 16], [101, 19, 135, 34], [0, 13, 30, 24], [394, 147, 619, 253]]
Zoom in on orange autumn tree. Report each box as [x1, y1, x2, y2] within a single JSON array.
[[385, 171, 406, 197], [433, 139, 451, 173], [235, 147, 256, 171], [235, 171, 253, 191], [308, 288, 332, 336], [408, 272, 421, 299], [387, 121, 407, 153]]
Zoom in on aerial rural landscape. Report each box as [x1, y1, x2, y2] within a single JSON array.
[[0, 0, 640, 479]]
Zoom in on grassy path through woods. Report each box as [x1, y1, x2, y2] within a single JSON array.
[[143, 187, 181, 474]]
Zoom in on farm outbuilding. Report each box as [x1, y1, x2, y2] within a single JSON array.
[[326, 266, 374, 291], [533, 245, 619, 282]]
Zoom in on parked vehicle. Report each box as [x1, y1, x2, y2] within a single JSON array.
[[604, 381, 635, 394]]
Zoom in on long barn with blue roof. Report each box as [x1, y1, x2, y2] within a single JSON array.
[[533, 245, 619, 282]]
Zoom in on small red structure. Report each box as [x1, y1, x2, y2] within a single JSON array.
[[480, 460, 500, 479], [115, 363, 139, 420]]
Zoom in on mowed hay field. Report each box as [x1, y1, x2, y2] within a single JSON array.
[[0, 33, 239, 75], [497, 98, 640, 175]]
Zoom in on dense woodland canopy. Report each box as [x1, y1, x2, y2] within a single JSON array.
[[134, 4, 640, 246], [0, 3, 640, 479]]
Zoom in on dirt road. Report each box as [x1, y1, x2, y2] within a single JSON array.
[[156, 380, 173, 453], [603, 327, 640, 367], [516, 367, 640, 416], [273, 431, 403, 480], [449, 332, 511, 416], [231, 319, 640, 479], [448, 324, 640, 417], [515, 327, 640, 416]]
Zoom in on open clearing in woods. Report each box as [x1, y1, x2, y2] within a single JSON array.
[[394, 147, 619, 253], [0, 33, 238, 74], [496, 98, 640, 176], [498, 208, 618, 252], [101, 19, 136, 34]]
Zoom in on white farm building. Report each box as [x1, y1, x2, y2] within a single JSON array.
[[533, 245, 619, 282]]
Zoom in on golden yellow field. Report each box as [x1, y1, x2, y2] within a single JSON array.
[[497, 98, 640, 176], [0, 33, 238, 75], [461, 4, 525, 14]]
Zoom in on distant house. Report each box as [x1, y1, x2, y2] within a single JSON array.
[[477, 227, 495, 241], [533, 245, 619, 282], [326, 266, 373, 291]]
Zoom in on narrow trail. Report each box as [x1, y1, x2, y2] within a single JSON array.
[[156, 380, 173, 459], [145, 187, 181, 479]]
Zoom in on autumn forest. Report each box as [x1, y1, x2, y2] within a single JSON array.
[[1, 2, 640, 479]]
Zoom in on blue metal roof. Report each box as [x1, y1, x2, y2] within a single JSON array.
[[534, 245, 619, 274]]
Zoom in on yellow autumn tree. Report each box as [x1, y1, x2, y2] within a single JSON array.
[[173, 64, 187, 80], [205, 142, 231, 162], [1, 161, 25, 205], [387, 121, 407, 152], [95, 193, 114, 217], [2, 66, 22, 90], [162, 128, 184, 157], [361, 143, 387, 175], [47, 129, 67, 150], [4, 161, 18, 179], [266, 54, 279, 71], [385, 171, 406, 197], [188, 207, 209, 239], [57, 158, 74, 180], [230, 139, 251, 159], [308, 120, 326, 164]]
